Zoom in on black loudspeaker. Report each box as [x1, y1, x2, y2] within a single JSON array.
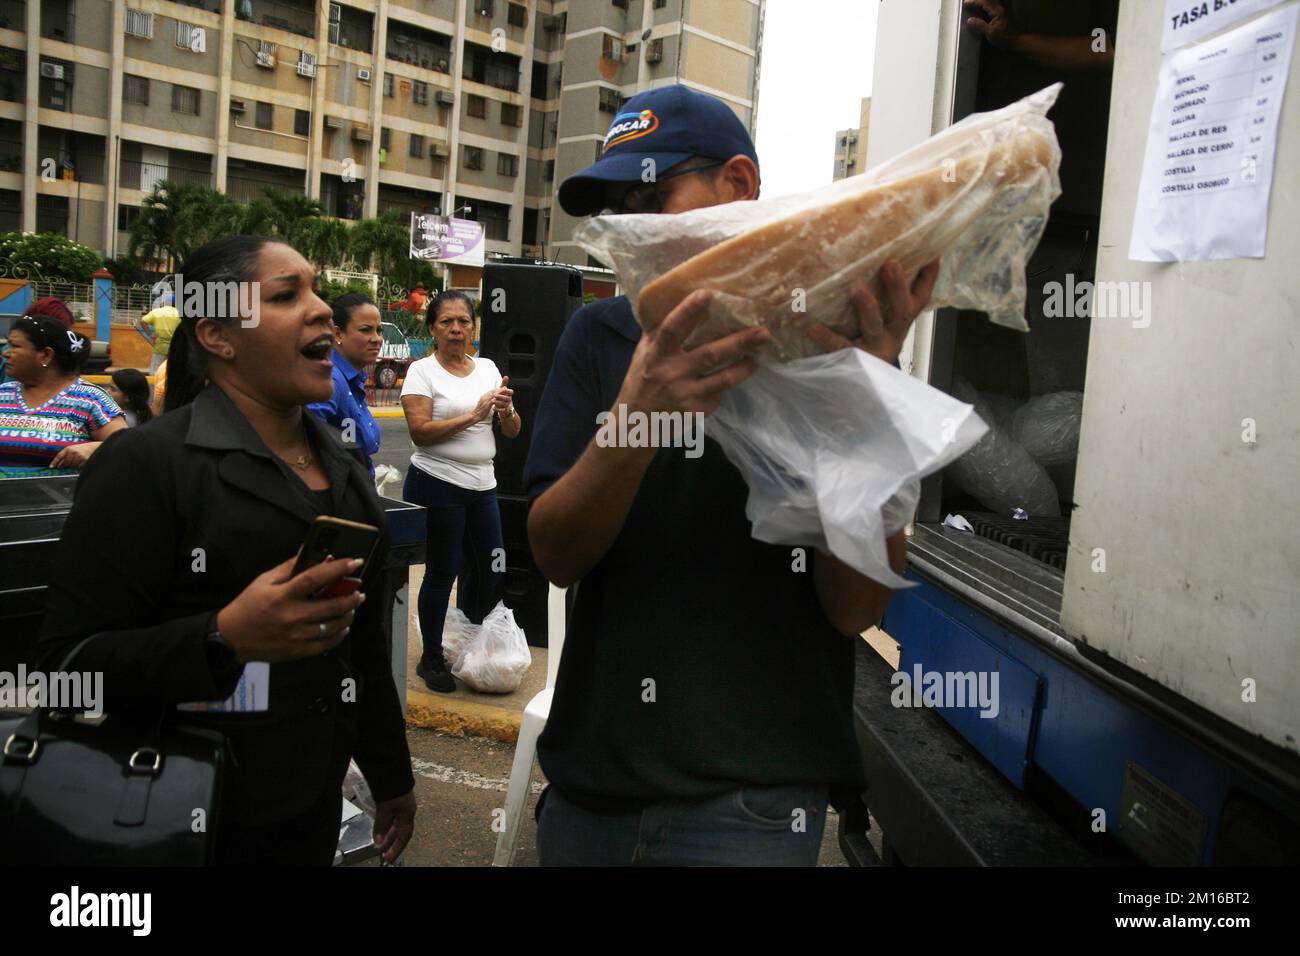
[[496, 493, 548, 648], [480, 261, 584, 498]]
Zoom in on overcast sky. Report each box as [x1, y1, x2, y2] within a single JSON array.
[[753, 0, 879, 198]]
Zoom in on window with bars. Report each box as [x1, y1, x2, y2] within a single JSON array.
[[467, 94, 486, 118], [598, 87, 622, 114], [255, 101, 273, 130], [507, 3, 527, 28], [500, 102, 521, 127], [464, 146, 483, 170], [294, 109, 310, 136], [409, 133, 425, 158], [171, 84, 200, 114], [125, 10, 153, 39], [497, 153, 518, 177], [413, 80, 428, 105], [175, 21, 204, 52], [602, 34, 624, 61], [123, 74, 149, 106]]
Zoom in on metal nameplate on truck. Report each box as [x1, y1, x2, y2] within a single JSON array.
[[1116, 762, 1207, 866]]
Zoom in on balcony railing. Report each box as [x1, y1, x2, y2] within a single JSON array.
[[239, 0, 315, 39], [41, 149, 105, 185], [0, 1, 25, 32], [386, 38, 452, 72], [120, 159, 213, 192], [170, 0, 222, 13], [0, 138, 21, 173]]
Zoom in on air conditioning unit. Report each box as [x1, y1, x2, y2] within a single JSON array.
[[230, 98, 247, 114], [40, 62, 64, 80], [256, 42, 276, 68], [357, 68, 372, 82], [351, 125, 372, 142], [324, 114, 343, 129], [436, 90, 454, 106], [430, 142, 447, 157], [646, 38, 663, 63], [298, 51, 317, 77]]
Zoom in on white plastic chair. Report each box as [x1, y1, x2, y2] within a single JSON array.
[[492, 582, 566, 866]]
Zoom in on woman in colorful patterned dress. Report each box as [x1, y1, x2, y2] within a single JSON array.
[[0, 315, 126, 477]]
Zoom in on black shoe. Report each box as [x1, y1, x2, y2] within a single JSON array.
[[417, 656, 455, 693]]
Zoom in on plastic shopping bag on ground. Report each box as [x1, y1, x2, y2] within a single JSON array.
[[451, 602, 531, 694], [439, 606, 477, 669], [708, 350, 987, 589]]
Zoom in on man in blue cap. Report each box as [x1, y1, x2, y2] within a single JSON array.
[[523, 84, 939, 865]]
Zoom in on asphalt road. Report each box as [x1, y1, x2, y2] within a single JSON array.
[[376, 415, 415, 494]]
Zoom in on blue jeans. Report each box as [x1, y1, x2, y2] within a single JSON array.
[[537, 784, 831, 866], [402, 466, 503, 663]]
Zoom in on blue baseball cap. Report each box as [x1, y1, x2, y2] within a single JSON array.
[[557, 84, 759, 217]]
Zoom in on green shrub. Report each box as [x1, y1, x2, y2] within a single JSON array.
[[0, 232, 103, 283]]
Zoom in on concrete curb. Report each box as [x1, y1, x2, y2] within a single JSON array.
[[405, 687, 523, 745], [369, 407, 406, 419]]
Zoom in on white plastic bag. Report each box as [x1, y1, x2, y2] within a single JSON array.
[[708, 350, 987, 589], [1009, 391, 1083, 467], [374, 463, 401, 498], [451, 602, 531, 694], [575, 85, 1064, 361], [946, 378, 1061, 518], [341, 759, 376, 818], [440, 606, 476, 669]]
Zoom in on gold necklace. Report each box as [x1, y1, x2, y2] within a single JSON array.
[[292, 447, 314, 470]]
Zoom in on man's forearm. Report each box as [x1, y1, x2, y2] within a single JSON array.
[[813, 531, 908, 636], [528, 428, 657, 588], [1006, 33, 1114, 72]]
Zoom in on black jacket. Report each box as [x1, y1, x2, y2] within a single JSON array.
[[36, 384, 414, 827]]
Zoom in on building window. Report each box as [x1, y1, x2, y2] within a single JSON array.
[[497, 153, 518, 177], [655, 0, 668, 8], [598, 87, 621, 114], [467, 94, 486, 118], [175, 21, 206, 52], [409, 133, 425, 158], [602, 34, 624, 61], [294, 109, 310, 136], [384, 72, 394, 97], [171, 84, 200, 115], [507, 3, 527, 28], [412, 80, 429, 105], [124, 10, 154, 39], [123, 74, 150, 106], [500, 102, 521, 127], [380, 127, 391, 150], [118, 204, 142, 231], [255, 101, 273, 130], [464, 146, 483, 170], [543, 159, 554, 180]]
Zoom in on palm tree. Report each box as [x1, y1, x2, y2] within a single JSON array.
[[348, 211, 409, 281], [241, 188, 325, 247], [295, 216, 351, 270], [128, 181, 246, 270]]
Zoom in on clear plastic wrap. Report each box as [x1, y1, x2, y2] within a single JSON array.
[[708, 350, 987, 589], [575, 85, 1063, 361], [439, 606, 475, 669], [947, 378, 1061, 518], [1009, 391, 1083, 467], [451, 602, 531, 694]]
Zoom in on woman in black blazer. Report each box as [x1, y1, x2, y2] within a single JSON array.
[[37, 236, 416, 866]]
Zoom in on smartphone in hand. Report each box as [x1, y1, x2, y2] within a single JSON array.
[[292, 516, 380, 598]]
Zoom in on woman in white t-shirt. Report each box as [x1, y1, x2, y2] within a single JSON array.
[[400, 290, 521, 692]]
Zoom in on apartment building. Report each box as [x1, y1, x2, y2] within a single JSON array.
[[832, 95, 869, 181], [0, 0, 763, 278]]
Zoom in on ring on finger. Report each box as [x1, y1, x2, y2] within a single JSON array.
[[318, 622, 327, 638]]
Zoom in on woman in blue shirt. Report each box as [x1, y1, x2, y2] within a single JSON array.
[[306, 292, 384, 474]]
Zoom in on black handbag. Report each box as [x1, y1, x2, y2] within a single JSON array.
[[0, 638, 227, 866]]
